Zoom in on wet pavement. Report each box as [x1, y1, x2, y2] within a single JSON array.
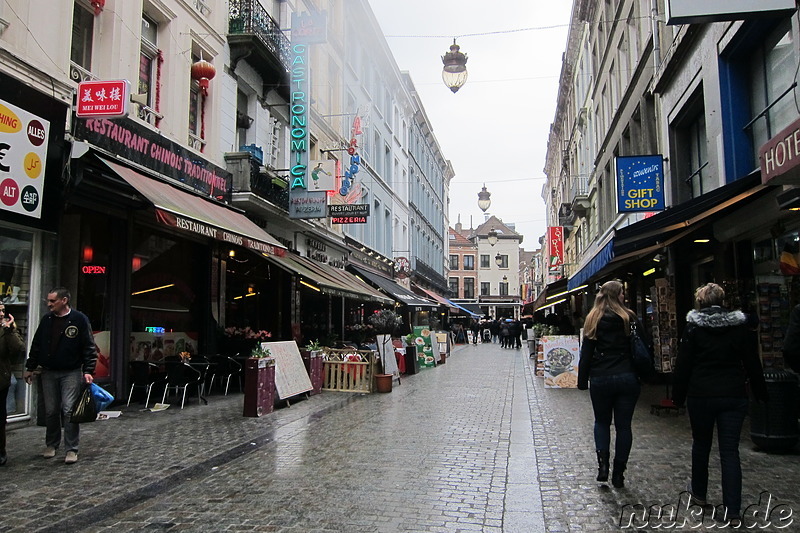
[[1, 341, 799, 532]]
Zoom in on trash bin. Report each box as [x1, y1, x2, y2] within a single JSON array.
[[403, 345, 420, 375], [750, 369, 799, 452], [243, 357, 276, 417]]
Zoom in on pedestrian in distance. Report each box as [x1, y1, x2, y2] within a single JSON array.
[[490, 319, 500, 344], [577, 280, 643, 488], [0, 303, 26, 466], [23, 287, 97, 465], [672, 283, 768, 527], [470, 319, 480, 345]]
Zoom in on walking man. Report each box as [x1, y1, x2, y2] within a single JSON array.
[[23, 288, 97, 464]]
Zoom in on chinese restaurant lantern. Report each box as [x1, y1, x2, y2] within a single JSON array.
[[191, 58, 216, 96], [91, 0, 105, 15]]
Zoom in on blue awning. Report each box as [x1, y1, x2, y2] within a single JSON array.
[[568, 240, 615, 290], [449, 301, 481, 317]]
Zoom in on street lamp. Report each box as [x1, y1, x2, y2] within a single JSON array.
[[487, 229, 498, 246], [495, 253, 503, 267], [442, 40, 468, 93], [477, 184, 491, 212]]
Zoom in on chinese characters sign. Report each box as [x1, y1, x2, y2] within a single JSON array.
[[76, 80, 131, 119], [547, 226, 564, 269], [615, 155, 665, 212], [0, 98, 49, 219]]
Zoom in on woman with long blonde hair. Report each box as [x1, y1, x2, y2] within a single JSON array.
[[577, 280, 642, 488]]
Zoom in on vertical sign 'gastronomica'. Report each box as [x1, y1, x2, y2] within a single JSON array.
[[0, 98, 49, 219]]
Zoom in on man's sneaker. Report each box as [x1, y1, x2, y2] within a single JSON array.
[[42, 447, 56, 459], [64, 451, 78, 464], [685, 480, 707, 506]]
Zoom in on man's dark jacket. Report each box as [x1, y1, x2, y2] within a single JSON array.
[[26, 309, 97, 374]]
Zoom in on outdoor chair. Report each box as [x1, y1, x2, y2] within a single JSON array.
[[161, 357, 205, 409], [127, 361, 165, 408], [208, 355, 242, 395]]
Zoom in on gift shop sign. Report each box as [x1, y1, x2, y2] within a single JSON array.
[[759, 116, 800, 185], [76, 80, 131, 119], [615, 155, 665, 212], [0, 99, 49, 219]]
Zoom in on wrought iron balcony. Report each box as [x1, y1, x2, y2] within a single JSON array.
[[228, 0, 290, 86], [570, 176, 590, 217], [225, 151, 289, 212]]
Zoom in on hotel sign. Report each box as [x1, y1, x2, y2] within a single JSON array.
[[760, 116, 800, 185]]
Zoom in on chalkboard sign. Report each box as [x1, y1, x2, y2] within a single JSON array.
[[261, 341, 313, 399]]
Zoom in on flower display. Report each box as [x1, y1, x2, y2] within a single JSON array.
[[224, 326, 272, 341], [179, 351, 192, 362]]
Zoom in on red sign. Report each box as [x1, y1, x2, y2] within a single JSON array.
[[81, 265, 107, 274], [76, 80, 130, 119], [331, 216, 367, 224], [547, 226, 564, 269]]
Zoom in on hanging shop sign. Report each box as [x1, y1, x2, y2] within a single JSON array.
[[76, 79, 131, 119], [309, 159, 336, 191], [760, 116, 800, 185], [547, 226, 564, 270], [0, 98, 50, 219], [329, 203, 370, 217], [331, 215, 367, 224], [291, 11, 327, 45], [74, 117, 231, 200], [615, 155, 665, 212], [287, 37, 327, 219]]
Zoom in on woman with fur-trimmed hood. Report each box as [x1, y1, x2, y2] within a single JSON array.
[[673, 283, 767, 527]]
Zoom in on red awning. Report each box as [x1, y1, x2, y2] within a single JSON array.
[[103, 159, 285, 256]]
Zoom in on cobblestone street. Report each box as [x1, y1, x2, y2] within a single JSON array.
[[1, 342, 798, 532]]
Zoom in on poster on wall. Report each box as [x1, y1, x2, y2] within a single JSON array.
[[541, 335, 580, 388], [413, 326, 436, 368], [0, 98, 50, 219], [129, 331, 199, 363]]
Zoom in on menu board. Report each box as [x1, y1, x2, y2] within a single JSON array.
[[540, 335, 579, 388], [262, 341, 313, 399], [413, 326, 436, 367]]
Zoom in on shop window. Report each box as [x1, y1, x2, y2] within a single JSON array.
[[70, 2, 93, 74], [464, 278, 475, 299], [463, 255, 475, 270], [449, 254, 459, 270], [74, 211, 115, 379], [480, 254, 490, 268], [749, 20, 796, 159], [448, 277, 459, 297], [130, 228, 203, 363], [138, 14, 160, 124], [0, 228, 33, 417]]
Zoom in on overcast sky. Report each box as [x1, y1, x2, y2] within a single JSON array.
[[367, 1, 573, 250]]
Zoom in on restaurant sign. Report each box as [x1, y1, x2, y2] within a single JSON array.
[[547, 226, 564, 270], [74, 117, 232, 200], [76, 80, 131, 119], [760, 116, 800, 185], [615, 155, 665, 212], [329, 203, 369, 217], [155, 210, 283, 256]]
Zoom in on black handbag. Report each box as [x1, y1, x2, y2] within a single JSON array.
[[70, 384, 97, 424], [630, 321, 654, 377]]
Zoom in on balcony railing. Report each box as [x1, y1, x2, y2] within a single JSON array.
[[228, 0, 291, 72], [571, 176, 588, 200]]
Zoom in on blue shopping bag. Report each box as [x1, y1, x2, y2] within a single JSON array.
[[90, 383, 114, 411]]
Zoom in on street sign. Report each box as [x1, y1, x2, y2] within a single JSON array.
[[76, 80, 131, 119]]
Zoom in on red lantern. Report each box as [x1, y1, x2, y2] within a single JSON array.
[[91, 0, 105, 15], [191, 59, 216, 96]]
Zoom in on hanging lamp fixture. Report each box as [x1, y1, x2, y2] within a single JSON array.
[[441, 39, 468, 93]]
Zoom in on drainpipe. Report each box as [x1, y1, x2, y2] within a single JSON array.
[[651, 0, 661, 71]]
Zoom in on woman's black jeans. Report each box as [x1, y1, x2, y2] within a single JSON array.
[[589, 372, 641, 463], [686, 396, 748, 518]]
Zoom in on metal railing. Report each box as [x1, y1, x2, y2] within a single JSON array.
[[571, 176, 588, 201], [228, 0, 291, 71]]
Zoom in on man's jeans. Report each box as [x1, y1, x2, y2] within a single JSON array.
[[687, 396, 748, 518], [589, 372, 641, 463], [41, 368, 83, 452]]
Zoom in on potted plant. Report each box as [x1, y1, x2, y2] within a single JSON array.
[[301, 339, 324, 395], [368, 309, 402, 392], [243, 344, 275, 417]]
